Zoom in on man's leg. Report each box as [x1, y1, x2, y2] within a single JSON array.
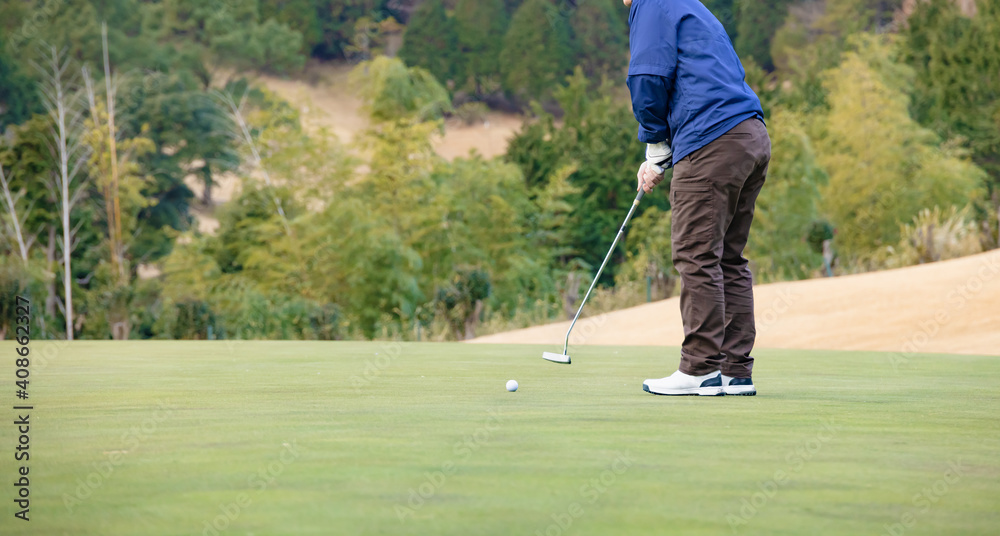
[[720, 121, 770, 378], [671, 123, 762, 376]]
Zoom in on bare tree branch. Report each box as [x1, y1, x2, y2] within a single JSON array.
[[35, 44, 90, 340], [0, 162, 30, 264], [213, 88, 292, 236]]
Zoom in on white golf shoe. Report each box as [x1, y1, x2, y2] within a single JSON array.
[[721, 374, 756, 396], [643, 370, 724, 396]]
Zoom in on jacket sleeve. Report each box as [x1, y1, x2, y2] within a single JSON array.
[[627, 74, 671, 144], [628, 1, 678, 80]]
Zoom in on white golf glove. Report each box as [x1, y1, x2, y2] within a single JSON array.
[[645, 141, 673, 175]]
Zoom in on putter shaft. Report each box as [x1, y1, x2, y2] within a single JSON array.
[[561, 189, 646, 356]]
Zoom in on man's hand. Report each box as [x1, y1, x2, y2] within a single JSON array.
[[637, 162, 665, 193], [637, 141, 671, 193]]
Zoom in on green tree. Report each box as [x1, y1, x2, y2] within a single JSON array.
[[619, 206, 676, 301], [770, 0, 903, 109], [259, 0, 325, 55], [499, 0, 573, 101], [0, 40, 39, 128], [745, 108, 826, 280], [0, 257, 51, 340], [147, 0, 306, 75], [435, 268, 491, 340], [1, 116, 64, 332], [320, 0, 396, 59], [904, 0, 1000, 210], [298, 197, 423, 339], [569, 0, 627, 81], [734, 0, 793, 70], [350, 56, 452, 123], [121, 70, 233, 235], [702, 0, 738, 39], [207, 14, 306, 75], [454, 0, 508, 95], [817, 36, 986, 259], [506, 71, 669, 282], [398, 0, 459, 87]]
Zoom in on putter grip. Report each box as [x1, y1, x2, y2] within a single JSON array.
[[634, 189, 645, 205]]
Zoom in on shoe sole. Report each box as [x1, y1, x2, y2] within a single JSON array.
[[643, 384, 725, 396], [724, 386, 757, 396]]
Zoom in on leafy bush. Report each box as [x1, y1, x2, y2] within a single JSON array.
[[880, 206, 984, 268], [156, 299, 218, 340], [0, 258, 51, 340], [453, 102, 489, 126], [351, 56, 452, 123]]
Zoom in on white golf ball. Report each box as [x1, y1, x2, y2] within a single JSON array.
[[506, 380, 518, 392]]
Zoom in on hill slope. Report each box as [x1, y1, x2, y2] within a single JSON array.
[[472, 250, 1000, 356], [259, 63, 521, 160]]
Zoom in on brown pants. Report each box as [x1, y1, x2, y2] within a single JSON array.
[[670, 118, 770, 378]]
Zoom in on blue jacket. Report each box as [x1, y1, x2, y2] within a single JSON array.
[[627, 0, 763, 166]]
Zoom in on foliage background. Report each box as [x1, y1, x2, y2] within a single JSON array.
[[0, 0, 996, 341]]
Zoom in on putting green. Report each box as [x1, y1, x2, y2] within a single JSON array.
[[2, 341, 998, 535]]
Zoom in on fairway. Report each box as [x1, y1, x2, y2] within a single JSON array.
[[3, 341, 999, 535]]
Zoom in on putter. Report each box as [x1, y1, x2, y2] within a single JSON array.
[[543, 188, 646, 364]]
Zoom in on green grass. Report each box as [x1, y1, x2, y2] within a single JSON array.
[[2, 341, 999, 535]]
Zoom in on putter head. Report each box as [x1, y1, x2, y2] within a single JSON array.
[[542, 352, 571, 365]]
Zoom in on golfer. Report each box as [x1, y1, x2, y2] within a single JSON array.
[[625, 0, 770, 396]]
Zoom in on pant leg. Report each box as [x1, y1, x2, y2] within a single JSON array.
[[672, 119, 769, 376], [670, 166, 726, 376], [720, 120, 770, 377]]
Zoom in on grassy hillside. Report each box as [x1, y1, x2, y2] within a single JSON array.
[[2, 341, 998, 535]]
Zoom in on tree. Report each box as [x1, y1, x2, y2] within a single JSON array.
[[506, 71, 669, 283], [350, 56, 452, 123], [770, 0, 904, 108], [2, 116, 63, 329], [80, 30, 157, 339], [619, 206, 676, 301], [425, 155, 542, 314], [904, 0, 1000, 220], [0, 40, 39, 129], [435, 268, 491, 340], [34, 46, 91, 340], [454, 0, 508, 95], [0, 162, 31, 264], [499, 0, 573, 101], [734, 0, 793, 70], [0, 257, 50, 340], [816, 35, 986, 260], [569, 0, 628, 82], [258, 0, 325, 56], [398, 0, 459, 87], [148, 0, 307, 76], [209, 17, 306, 75], [284, 0, 396, 59], [702, 0, 738, 39], [745, 108, 826, 280]]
